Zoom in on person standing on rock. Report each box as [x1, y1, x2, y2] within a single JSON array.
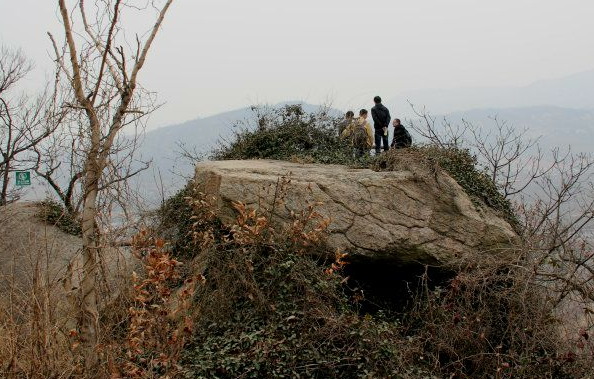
[[371, 96, 391, 154], [390, 119, 412, 149], [342, 109, 373, 157], [338, 110, 355, 137]]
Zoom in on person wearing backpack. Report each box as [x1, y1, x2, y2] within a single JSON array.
[[337, 110, 355, 137], [371, 96, 391, 154], [390, 118, 412, 149], [342, 109, 373, 157]]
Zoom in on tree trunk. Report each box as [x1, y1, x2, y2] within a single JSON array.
[[80, 155, 101, 370], [53, 1, 176, 373], [1, 159, 11, 206]]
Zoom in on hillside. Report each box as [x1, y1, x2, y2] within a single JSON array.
[[3, 104, 593, 379]]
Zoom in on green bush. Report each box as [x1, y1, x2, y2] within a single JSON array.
[[36, 199, 82, 236], [156, 182, 196, 258], [212, 104, 368, 166]]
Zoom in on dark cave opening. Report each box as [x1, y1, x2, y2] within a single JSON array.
[[342, 257, 455, 317]]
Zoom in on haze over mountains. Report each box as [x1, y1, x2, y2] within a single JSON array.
[[130, 70, 594, 201], [442, 106, 594, 153], [390, 69, 594, 116]]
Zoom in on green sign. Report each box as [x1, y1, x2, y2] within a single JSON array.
[[15, 171, 31, 186]]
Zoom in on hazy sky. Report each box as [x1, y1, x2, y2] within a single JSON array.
[[1, 0, 593, 129]]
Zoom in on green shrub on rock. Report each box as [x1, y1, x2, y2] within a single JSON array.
[[156, 182, 197, 258], [37, 199, 82, 236], [212, 104, 362, 166]]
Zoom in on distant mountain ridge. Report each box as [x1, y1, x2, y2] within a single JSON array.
[[389, 69, 594, 117], [440, 105, 594, 154]]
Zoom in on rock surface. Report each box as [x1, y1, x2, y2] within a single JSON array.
[[194, 160, 518, 265], [0, 202, 133, 308]]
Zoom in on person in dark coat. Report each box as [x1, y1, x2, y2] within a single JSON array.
[[390, 118, 412, 149], [371, 96, 391, 154]]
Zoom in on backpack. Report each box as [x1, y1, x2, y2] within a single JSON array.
[[337, 119, 350, 136], [351, 121, 368, 149]]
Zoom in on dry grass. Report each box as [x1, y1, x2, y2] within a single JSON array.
[[0, 202, 193, 379], [0, 257, 81, 378]]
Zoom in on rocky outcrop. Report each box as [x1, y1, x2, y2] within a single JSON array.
[[0, 203, 81, 292], [0, 202, 133, 307], [194, 160, 518, 266]]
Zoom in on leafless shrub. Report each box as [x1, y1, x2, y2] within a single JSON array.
[[407, 101, 594, 370], [104, 231, 201, 379], [0, 250, 81, 378]]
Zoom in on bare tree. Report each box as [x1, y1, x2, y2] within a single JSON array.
[[519, 151, 594, 304], [463, 116, 551, 198], [0, 46, 58, 205], [408, 101, 594, 334], [408, 103, 552, 200], [407, 101, 470, 149], [49, 0, 175, 370], [32, 106, 150, 217]]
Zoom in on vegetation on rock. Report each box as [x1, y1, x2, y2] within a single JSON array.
[[157, 182, 201, 258], [161, 104, 591, 378], [212, 104, 517, 228], [37, 199, 82, 236], [212, 104, 370, 166]]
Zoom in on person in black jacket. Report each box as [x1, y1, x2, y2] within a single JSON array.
[[391, 118, 412, 149], [371, 96, 391, 154]]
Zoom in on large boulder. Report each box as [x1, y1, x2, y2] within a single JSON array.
[[194, 160, 518, 266], [0, 202, 82, 293], [0, 202, 133, 312]]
